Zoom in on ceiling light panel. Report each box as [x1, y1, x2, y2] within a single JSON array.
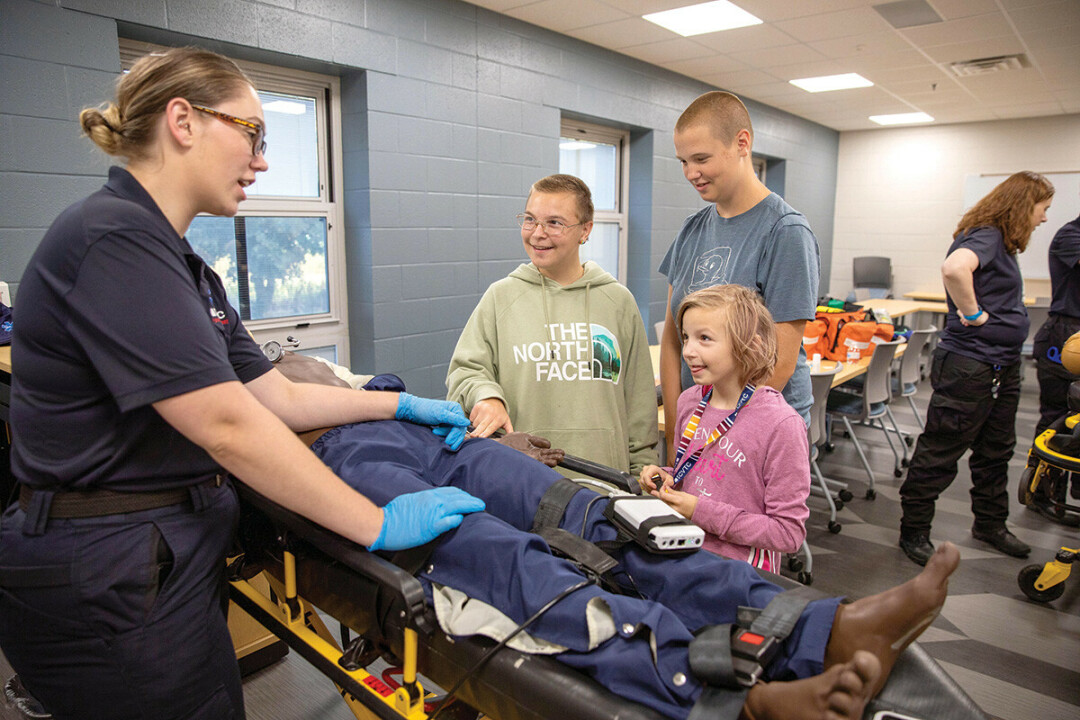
[[643, 1, 763, 38], [790, 73, 874, 92], [869, 112, 935, 125]]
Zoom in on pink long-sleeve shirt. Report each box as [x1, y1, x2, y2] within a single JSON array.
[[673, 385, 810, 572]]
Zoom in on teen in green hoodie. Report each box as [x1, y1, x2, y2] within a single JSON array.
[[447, 174, 658, 474]]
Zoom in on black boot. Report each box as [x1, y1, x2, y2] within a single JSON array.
[[899, 531, 935, 566]]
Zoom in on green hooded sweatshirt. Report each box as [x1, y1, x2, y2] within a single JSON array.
[[447, 261, 658, 474]]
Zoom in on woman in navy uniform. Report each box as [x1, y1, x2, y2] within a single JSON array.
[[0, 47, 482, 720]]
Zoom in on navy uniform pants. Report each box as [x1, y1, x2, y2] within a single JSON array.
[[900, 348, 1022, 535], [0, 481, 243, 720], [313, 421, 840, 720]]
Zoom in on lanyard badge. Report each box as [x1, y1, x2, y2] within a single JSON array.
[[671, 384, 755, 488]]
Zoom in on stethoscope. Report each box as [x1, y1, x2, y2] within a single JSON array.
[[260, 336, 299, 363]]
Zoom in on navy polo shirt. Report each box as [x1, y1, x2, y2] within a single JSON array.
[[11, 167, 273, 492], [1048, 215, 1080, 318], [938, 225, 1029, 366]]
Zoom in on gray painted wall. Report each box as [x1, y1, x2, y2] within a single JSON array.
[[0, 0, 838, 397]]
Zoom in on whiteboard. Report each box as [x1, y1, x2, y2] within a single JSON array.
[[962, 172, 1080, 279]]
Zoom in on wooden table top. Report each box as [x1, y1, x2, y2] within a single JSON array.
[[903, 290, 1037, 307], [0, 346, 10, 375], [856, 297, 949, 317]]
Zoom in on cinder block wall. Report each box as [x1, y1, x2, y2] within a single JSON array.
[[0, 0, 838, 397]]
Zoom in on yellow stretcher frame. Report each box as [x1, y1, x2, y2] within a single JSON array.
[[229, 557, 427, 720]]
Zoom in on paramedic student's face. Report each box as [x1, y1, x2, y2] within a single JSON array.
[[521, 191, 592, 285], [190, 85, 268, 218], [1031, 198, 1052, 231]]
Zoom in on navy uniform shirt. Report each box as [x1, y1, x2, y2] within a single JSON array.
[[11, 167, 273, 492], [1048, 215, 1080, 318], [938, 225, 1030, 366]]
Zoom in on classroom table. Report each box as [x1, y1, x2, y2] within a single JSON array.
[[856, 297, 949, 318], [903, 290, 1036, 307]]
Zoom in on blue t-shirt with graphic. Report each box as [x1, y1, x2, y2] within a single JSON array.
[[659, 193, 820, 422]]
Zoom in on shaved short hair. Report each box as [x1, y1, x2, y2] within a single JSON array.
[[675, 91, 754, 146]]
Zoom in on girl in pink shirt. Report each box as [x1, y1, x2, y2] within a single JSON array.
[[639, 284, 809, 571]]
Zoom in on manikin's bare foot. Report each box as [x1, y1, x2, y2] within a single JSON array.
[[742, 651, 880, 720], [825, 541, 960, 696]]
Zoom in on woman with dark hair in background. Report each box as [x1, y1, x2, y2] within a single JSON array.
[[899, 171, 1054, 566]]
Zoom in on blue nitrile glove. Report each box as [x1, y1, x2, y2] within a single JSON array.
[[368, 487, 486, 552], [430, 424, 468, 451], [395, 393, 470, 447]]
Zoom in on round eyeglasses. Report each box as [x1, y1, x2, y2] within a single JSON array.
[[516, 213, 584, 237]]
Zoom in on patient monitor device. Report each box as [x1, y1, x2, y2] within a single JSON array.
[[604, 493, 705, 553]]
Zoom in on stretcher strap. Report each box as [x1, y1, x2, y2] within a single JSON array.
[[531, 478, 585, 532], [739, 585, 827, 639], [688, 624, 742, 690], [687, 686, 749, 720], [533, 526, 618, 577]]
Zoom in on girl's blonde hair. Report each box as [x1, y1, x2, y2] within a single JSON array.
[[677, 285, 778, 386], [79, 46, 254, 161], [956, 171, 1055, 253]]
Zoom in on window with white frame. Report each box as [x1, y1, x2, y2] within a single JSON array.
[[119, 40, 349, 363], [559, 119, 629, 282]]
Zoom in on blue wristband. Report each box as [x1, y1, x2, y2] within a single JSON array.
[[963, 309, 983, 321]]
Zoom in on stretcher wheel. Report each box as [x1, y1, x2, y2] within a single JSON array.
[[893, 468, 903, 478], [901, 457, 909, 468], [905, 436, 914, 447], [1018, 563, 1065, 603], [865, 488, 876, 500], [834, 500, 844, 511], [798, 571, 813, 585], [838, 489, 854, 503], [1017, 466, 1036, 506], [787, 555, 804, 572], [824, 441, 835, 453], [828, 521, 842, 534]]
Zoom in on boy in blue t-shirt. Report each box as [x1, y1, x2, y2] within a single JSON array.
[[659, 91, 820, 459]]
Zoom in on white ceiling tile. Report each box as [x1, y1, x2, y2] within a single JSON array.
[[736, 0, 869, 23], [665, 54, 748, 77], [992, 102, 1065, 118], [462, 0, 535, 11], [690, 23, 800, 53], [593, 1, 690, 15], [504, 0, 630, 31], [921, 37, 1027, 64], [766, 59, 850, 82], [808, 31, 912, 59], [901, 12, 1015, 46], [621, 38, 719, 64], [1007, 1, 1080, 33], [1023, 25, 1080, 50], [564, 17, 673, 49], [847, 50, 937, 74], [698, 69, 781, 89], [736, 43, 828, 69], [931, 0, 1002, 20], [775, 7, 893, 43]]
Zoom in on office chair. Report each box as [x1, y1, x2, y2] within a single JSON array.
[[826, 340, 905, 499], [894, 326, 937, 429], [852, 256, 893, 299]]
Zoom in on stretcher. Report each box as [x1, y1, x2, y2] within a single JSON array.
[[227, 469, 989, 720]]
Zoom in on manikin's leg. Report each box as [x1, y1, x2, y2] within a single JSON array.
[[312, 422, 958, 720]]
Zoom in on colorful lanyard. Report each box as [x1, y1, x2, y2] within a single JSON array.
[[671, 384, 755, 488]]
